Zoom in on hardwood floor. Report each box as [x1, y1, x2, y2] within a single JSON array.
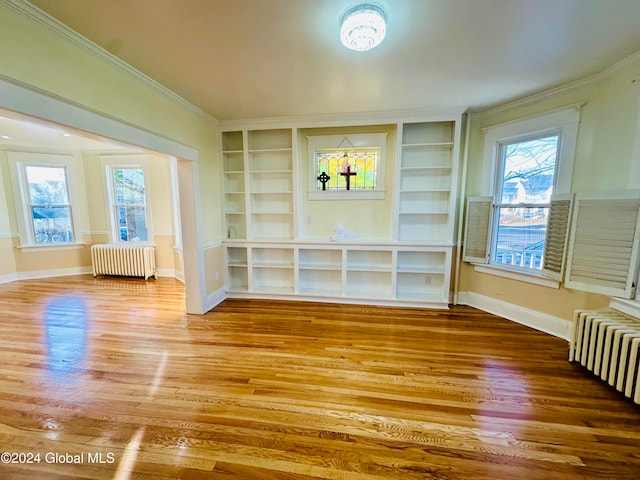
[[0, 275, 639, 479]]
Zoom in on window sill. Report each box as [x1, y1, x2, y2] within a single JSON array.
[[473, 264, 560, 288], [609, 297, 640, 319], [308, 190, 385, 201], [16, 243, 86, 252]]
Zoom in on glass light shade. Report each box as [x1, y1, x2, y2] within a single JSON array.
[[340, 4, 386, 52]]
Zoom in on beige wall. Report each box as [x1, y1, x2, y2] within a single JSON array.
[[0, 148, 180, 277], [299, 124, 396, 240], [0, 4, 221, 294], [204, 246, 225, 294], [460, 53, 640, 321]]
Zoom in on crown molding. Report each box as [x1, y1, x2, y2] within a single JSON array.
[[478, 49, 640, 117], [219, 106, 469, 131], [2, 0, 218, 125]]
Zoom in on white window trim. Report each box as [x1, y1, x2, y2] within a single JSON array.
[[100, 154, 154, 244], [307, 133, 387, 200], [169, 157, 182, 251], [475, 105, 581, 282], [7, 151, 84, 248], [629, 95, 640, 190], [474, 264, 560, 288], [629, 96, 640, 303]]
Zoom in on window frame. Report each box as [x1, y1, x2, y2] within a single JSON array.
[[7, 151, 83, 249], [101, 155, 153, 244], [306, 133, 387, 200], [474, 105, 581, 279], [489, 131, 561, 273]]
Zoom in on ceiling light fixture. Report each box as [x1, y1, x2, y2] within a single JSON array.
[[340, 4, 386, 52]]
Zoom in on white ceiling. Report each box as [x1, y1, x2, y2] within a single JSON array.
[[24, 0, 640, 122], [0, 110, 141, 152]]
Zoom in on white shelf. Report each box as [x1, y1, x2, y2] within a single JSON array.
[[248, 128, 292, 150], [248, 148, 293, 153], [401, 142, 454, 149], [400, 165, 452, 171], [299, 269, 342, 296], [346, 270, 393, 298], [396, 120, 458, 244], [222, 130, 244, 151], [402, 121, 453, 145], [222, 128, 295, 241], [224, 241, 452, 306], [299, 249, 342, 270], [250, 169, 294, 175]]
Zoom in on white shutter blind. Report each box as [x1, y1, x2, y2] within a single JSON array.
[[541, 194, 573, 280], [565, 192, 640, 298], [463, 196, 492, 264]]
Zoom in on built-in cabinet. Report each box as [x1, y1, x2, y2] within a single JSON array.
[[226, 242, 451, 307], [397, 121, 455, 243], [221, 114, 461, 308], [223, 129, 294, 240]]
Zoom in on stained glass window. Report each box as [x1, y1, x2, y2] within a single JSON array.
[[315, 148, 379, 191]]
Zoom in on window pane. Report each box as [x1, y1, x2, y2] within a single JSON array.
[[500, 136, 558, 204], [31, 206, 73, 244], [494, 207, 547, 270], [114, 168, 145, 205], [316, 150, 378, 190], [25, 166, 69, 205], [117, 206, 148, 241]]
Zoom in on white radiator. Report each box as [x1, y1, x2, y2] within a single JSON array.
[[91, 244, 157, 280], [570, 308, 640, 404]]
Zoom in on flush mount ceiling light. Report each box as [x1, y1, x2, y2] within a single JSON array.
[[340, 4, 386, 52]]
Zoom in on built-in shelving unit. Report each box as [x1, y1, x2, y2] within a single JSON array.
[[397, 121, 455, 243], [221, 128, 295, 241], [226, 246, 248, 291], [298, 248, 342, 296], [248, 129, 294, 240], [252, 247, 294, 294], [396, 249, 449, 302], [222, 131, 247, 240], [222, 242, 451, 307], [220, 112, 462, 309]]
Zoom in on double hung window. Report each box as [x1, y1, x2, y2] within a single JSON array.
[[8, 152, 81, 247], [464, 106, 580, 278], [491, 134, 559, 271], [102, 156, 152, 243]]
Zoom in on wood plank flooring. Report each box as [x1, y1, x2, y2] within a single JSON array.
[[0, 275, 639, 479]]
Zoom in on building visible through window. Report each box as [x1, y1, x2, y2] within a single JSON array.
[[492, 134, 559, 270], [112, 168, 148, 242], [25, 165, 74, 244]]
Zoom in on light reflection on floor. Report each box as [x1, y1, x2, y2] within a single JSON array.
[[44, 295, 88, 379]]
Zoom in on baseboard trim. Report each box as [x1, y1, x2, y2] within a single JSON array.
[[16, 266, 93, 281], [1, 267, 186, 284], [157, 268, 177, 278], [458, 291, 571, 341], [0, 272, 18, 284], [204, 287, 226, 312]]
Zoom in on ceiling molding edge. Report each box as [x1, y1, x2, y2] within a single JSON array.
[[478, 49, 640, 117], [3, 0, 218, 125], [0, 74, 199, 161], [218, 106, 469, 130]]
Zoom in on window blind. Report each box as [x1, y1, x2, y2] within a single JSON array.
[[463, 197, 492, 264], [541, 194, 573, 280], [565, 192, 640, 298]]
